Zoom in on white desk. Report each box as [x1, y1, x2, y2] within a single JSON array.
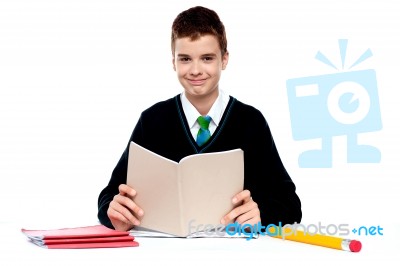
[[1, 222, 398, 266]]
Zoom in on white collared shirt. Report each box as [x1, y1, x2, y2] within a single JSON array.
[[181, 90, 230, 141]]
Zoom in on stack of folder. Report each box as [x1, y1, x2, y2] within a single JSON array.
[[21, 225, 139, 249]]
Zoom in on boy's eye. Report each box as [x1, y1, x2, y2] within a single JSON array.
[[179, 57, 191, 62], [202, 56, 214, 62]]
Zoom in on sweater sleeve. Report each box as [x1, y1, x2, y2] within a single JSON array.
[[244, 109, 302, 226], [97, 116, 145, 229]]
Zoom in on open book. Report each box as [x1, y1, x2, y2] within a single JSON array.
[[127, 142, 244, 237]]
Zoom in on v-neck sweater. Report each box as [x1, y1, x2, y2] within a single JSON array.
[[98, 95, 302, 228]]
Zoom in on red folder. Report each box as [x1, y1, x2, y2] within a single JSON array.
[[40, 241, 138, 249], [21, 225, 139, 248]]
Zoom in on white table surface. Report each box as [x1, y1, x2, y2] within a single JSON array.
[[1, 221, 399, 266]]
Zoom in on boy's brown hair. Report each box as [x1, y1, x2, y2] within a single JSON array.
[[171, 6, 227, 56]]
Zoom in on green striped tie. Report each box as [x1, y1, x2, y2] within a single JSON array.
[[196, 115, 212, 146]]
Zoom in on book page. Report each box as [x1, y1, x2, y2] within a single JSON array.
[[179, 149, 244, 236], [130, 226, 257, 239], [127, 142, 182, 236]]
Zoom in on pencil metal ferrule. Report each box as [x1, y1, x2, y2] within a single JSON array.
[[341, 239, 352, 252]]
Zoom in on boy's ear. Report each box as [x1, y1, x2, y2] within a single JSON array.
[[172, 57, 176, 71], [222, 51, 229, 70]]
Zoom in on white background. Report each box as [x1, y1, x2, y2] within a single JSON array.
[[1, 0, 399, 265]]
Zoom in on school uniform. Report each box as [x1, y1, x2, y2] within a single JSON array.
[[98, 91, 302, 229]]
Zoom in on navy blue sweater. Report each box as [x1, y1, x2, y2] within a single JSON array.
[[98, 95, 302, 228]]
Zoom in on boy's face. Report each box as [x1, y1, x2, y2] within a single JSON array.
[[173, 35, 228, 102]]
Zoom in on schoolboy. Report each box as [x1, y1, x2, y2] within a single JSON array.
[[98, 6, 302, 231]]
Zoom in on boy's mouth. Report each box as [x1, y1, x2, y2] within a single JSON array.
[[187, 79, 207, 86]]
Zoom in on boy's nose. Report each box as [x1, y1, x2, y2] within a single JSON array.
[[190, 62, 203, 76]]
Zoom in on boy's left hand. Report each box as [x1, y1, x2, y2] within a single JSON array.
[[220, 189, 261, 226]]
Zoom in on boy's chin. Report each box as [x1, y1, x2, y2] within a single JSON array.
[[185, 88, 219, 99]]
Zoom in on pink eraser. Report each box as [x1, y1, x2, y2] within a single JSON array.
[[349, 240, 362, 252]]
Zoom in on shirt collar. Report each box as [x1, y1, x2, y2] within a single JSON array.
[[181, 90, 229, 129]]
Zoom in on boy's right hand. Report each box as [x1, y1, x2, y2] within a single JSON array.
[[107, 184, 144, 231]]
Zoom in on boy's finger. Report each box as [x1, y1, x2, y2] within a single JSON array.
[[119, 184, 137, 197], [108, 204, 140, 226], [113, 194, 144, 217], [232, 189, 251, 203]]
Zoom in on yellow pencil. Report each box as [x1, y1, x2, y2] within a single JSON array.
[[268, 227, 362, 252]]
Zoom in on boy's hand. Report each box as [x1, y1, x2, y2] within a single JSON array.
[[107, 184, 144, 231], [220, 190, 261, 226]]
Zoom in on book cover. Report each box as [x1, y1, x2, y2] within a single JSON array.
[[34, 240, 139, 249], [127, 141, 244, 237], [21, 225, 129, 240], [21, 225, 139, 248], [31, 235, 135, 245]]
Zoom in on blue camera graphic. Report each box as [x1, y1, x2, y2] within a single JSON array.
[[286, 40, 382, 168]]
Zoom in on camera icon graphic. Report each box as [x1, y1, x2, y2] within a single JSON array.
[[286, 40, 382, 168]]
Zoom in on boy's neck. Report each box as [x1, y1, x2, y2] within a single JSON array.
[[185, 90, 219, 116]]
